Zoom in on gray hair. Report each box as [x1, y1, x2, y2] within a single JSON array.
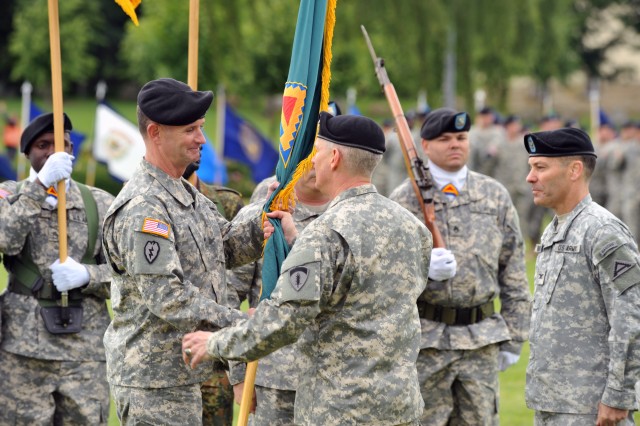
[[326, 141, 382, 178], [137, 106, 151, 138]]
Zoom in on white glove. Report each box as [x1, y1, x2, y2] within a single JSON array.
[[428, 248, 457, 281], [37, 152, 74, 188], [50, 257, 90, 292], [497, 351, 520, 371]]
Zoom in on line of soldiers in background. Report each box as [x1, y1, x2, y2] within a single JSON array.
[[373, 107, 640, 248]]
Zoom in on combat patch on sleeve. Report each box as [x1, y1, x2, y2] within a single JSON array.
[[599, 247, 640, 294], [133, 232, 174, 275], [141, 217, 171, 239], [273, 248, 322, 304]]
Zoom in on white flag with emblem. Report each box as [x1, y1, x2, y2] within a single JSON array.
[[93, 103, 145, 181]]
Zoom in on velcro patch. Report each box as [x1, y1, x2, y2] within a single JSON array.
[[141, 217, 170, 239], [0, 188, 11, 199], [599, 241, 619, 258], [613, 260, 634, 280], [554, 244, 581, 253], [289, 266, 309, 291], [144, 241, 160, 264]]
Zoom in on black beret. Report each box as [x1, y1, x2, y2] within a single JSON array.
[[420, 108, 471, 140], [21, 112, 72, 153], [137, 78, 213, 126], [317, 112, 385, 154], [524, 127, 596, 158]]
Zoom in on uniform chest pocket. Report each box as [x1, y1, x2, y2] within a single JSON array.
[[188, 224, 223, 272], [542, 255, 564, 304]]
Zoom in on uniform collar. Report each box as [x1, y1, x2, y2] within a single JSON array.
[[542, 194, 592, 245], [142, 159, 195, 207], [328, 184, 376, 210]]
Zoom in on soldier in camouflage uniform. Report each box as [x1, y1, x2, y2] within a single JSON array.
[[183, 112, 432, 425], [468, 106, 505, 177], [524, 128, 640, 426], [226, 168, 330, 426], [183, 161, 245, 426], [389, 108, 531, 426], [0, 113, 114, 425], [102, 78, 278, 425]]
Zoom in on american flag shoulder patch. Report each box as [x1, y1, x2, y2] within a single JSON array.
[[141, 217, 171, 239], [0, 188, 11, 199]]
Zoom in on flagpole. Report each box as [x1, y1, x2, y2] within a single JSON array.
[[18, 81, 32, 181], [47, 0, 68, 315], [85, 80, 107, 186], [214, 85, 225, 185], [186, 0, 200, 187], [188, 0, 199, 91]]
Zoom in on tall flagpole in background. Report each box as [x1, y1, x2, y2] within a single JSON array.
[[47, 0, 70, 311], [85, 80, 107, 186], [187, 0, 200, 186], [18, 81, 32, 181]]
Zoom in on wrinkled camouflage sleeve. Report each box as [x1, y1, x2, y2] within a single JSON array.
[[107, 197, 246, 331], [206, 222, 334, 362], [217, 206, 264, 270], [81, 187, 115, 299], [0, 180, 47, 255], [223, 202, 265, 306], [497, 198, 531, 355], [591, 224, 640, 408]]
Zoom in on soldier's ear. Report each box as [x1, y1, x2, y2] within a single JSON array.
[[569, 159, 584, 181]]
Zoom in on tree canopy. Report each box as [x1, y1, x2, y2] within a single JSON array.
[[4, 0, 640, 111]]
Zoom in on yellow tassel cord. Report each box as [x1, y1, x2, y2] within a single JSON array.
[[265, 0, 337, 223], [115, 0, 141, 26]]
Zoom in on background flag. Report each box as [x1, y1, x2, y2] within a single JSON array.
[[93, 102, 145, 182], [29, 103, 86, 162], [198, 136, 228, 185], [261, 0, 336, 301], [223, 102, 278, 183], [0, 154, 17, 180], [115, 0, 141, 26]]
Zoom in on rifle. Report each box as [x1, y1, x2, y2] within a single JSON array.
[[361, 25, 445, 248]]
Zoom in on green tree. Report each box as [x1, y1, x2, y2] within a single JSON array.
[[9, 0, 100, 95]]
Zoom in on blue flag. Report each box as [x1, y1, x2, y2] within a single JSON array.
[[223, 103, 277, 183], [198, 137, 228, 185], [0, 154, 17, 181], [261, 0, 336, 301], [30, 103, 86, 161]]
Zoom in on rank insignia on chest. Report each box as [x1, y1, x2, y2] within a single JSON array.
[[442, 183, 459, 197], [141, 217, 170, 239], [144, 241, 160, 264], [289, 266, 309, 291]]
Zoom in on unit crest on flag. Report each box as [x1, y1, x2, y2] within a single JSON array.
[[279, 82, 307, 168]]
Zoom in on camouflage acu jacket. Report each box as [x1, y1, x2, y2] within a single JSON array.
[[102, 160, 263, 388], [389, 170, 531, 353], [0, 179, 113, 361], [526, 195, 640, 413], [207, 185, 431, 425]]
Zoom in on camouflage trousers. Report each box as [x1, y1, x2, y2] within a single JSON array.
[[201, 368, 234, 426], [0, 349, 109, 426], [417, 344, 499, 426], [534, 411, 636, 425], [250, 385, 296, 426], [111, 383, 202, 426]]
